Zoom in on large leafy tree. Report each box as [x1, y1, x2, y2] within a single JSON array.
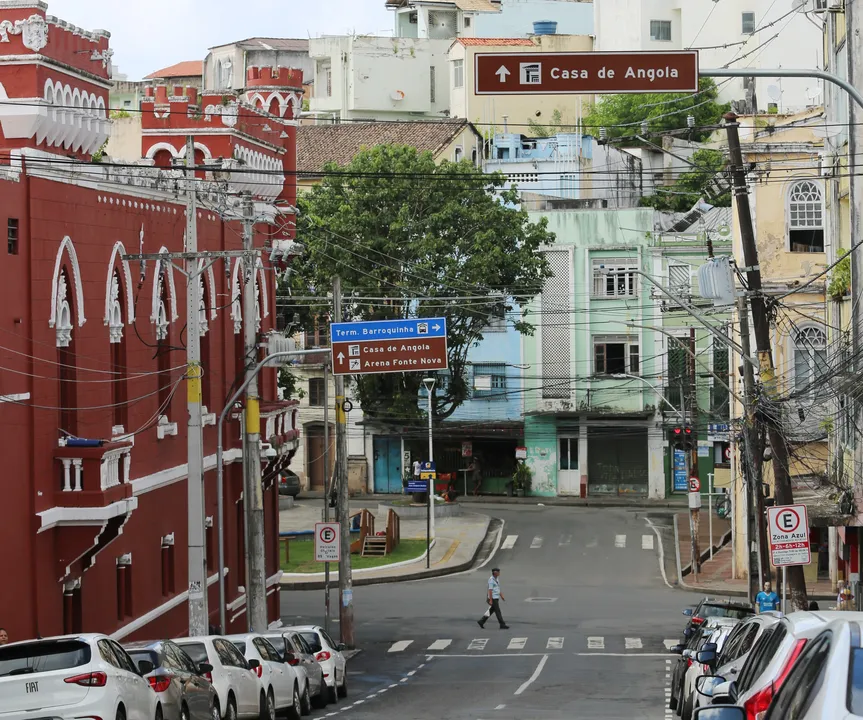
[[282, 144, 554, 423], [584, 78, 730, 143], [639, 148, 731, 212]]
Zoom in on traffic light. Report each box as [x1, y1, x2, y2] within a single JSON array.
[[672, 426, 695, 449]]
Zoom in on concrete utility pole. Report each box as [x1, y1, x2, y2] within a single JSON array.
[[242, 193, 267, 632], [185, 135, 208, 636], [725, 113, 808, 609], [333, 276, 354, 647], [689, 328, 701, 579], [323, 361, 331, 636]]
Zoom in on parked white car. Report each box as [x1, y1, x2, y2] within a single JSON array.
[[0, 633, 160, 720], [174, 636, 262, 720], [261, 631, 327, 710], [225, 634, 303, 720], [284, 626, 347, 703]]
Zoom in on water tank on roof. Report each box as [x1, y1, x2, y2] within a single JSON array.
[[533, 20, 558, 35]]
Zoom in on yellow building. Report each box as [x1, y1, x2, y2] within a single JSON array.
[[448, 35, 594, 135], [729, 111, 834, 583]]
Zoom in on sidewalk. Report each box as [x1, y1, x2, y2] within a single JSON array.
[[673, 512, 835, 601], [279, 500, 493, 590]]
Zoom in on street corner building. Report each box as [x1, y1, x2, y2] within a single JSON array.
[[0, 2, 302, 641]]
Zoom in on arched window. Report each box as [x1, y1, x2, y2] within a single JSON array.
[[788, 180, 824, 253], [57, 268, 77, 437], [156, 276, 172, 417], [110, 270, 128, 430], [794, 326, 827, 393]]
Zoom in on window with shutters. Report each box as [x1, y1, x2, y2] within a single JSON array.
[[453, 59, 464, 89], [794, 326, 827, 393], [594, 337, 639, 376], [430, 66, 436, 103], [305, 319, 330, 349], [668, 264, 690, 294], [309, 377, 325, 406], [541, 251, 571, 398], [473, 363, 506, 399], [592, 259, 638, 298], [788, 181, 824, 252], [742, 12, 756, 34], [666, 338, 689, 410], [712, 335, 730, 420], [650, 19, 672, 41]]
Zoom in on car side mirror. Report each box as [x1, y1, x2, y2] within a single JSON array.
[[670, 644, 684, 655], [692, 707, 746, 720], [198, 662, 213, 674], [695, 675, 725, 697], [702, 642, 718, 652], [696, 650, 717, 665], [284, 653, 299, 666], [137, 660, 154, 676], [684, 627, 694, 639], [683, 608, 694, 616], [248, 659, 260, 670]]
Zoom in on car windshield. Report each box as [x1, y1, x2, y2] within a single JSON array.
[[849, 648, 863, 715], [176, 642, 208, 666], [127, 650, 159, 668], [300, 632, 322, 653], [700, 605, 753, 620], [0, 639, 91, 677], [268, 636, 286, 655]]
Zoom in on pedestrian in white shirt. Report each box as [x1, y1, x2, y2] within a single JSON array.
[[478, 568, 509, 629]]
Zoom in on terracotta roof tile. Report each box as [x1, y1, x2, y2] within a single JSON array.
[[456, 37, 536, 46], [144, 60, 203, 80], [298, 120, 477, 175]]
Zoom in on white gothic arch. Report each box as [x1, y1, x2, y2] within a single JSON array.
[[144, 142, 180, 160], [105, 241, 135, 329], [49, 236, 86, 334], [178, 141, 213, 159], [255, 256, 269, 321], [151, 246, 179, 335], [231, 257, 243, 334]]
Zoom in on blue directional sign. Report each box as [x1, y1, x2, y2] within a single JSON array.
[[330, 318, 447, 342], [419, 461, 436, 472], [406, 479, 429, 493], [673, 448, 688, 492]]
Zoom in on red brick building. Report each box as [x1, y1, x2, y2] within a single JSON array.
[[0, 2, 300, 642]]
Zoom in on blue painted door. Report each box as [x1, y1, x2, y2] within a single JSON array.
[[373, 437, 403, 493]]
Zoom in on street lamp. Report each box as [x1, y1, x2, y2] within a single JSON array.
[[422, 377, 436, 568]]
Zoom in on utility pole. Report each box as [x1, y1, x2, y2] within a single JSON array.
[[689, 327, 701, 579], [242, 192, 267, 632], [333, 276, 354, 647], [185, 135, 208, 636], [725, 113, 808, 609], [323, 361, 331, 636]]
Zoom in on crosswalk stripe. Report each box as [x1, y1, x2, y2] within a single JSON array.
[[530, 536, 543, 548], [468, 638, 488, 651], [507, 637, 527, 650], [501, 535, 518, 550], [427, 639, 452, 651], [587, 636, 605, 649], [663, 639, 678, 650], [615, 535, 626, 548], [586, 538, 598, 548], [625, 638, 643, 649], [642, 535, 654, 550], [546, 637, 564, 650], [388, 641, 413, 653], [558, 534, 571, 546]]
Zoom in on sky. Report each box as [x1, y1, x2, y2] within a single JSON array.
[[45, 0, 393, 80]]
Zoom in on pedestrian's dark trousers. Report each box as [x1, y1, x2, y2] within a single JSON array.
[[481, 599, 505, 627]]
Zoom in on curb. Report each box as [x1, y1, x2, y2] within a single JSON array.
[[280, 514, 493, 591], [457, 497, 689, 509], [281, 539, 437, 581]]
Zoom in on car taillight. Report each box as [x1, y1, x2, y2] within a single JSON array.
[[203, 671, 213, 683], [288, 657, 300, 666], [253, 665, 263, 678], [692, 617, 704, 625], [147, 675, 173, 693], [315, 651, 331, 662], [743, 684, 773, 720], [774, 639, 807, 689], [64, 671, 107, 687], [686, 658, 693, 668]]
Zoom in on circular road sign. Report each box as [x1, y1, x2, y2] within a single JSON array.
[[776, 508, 801, 535], [689, 476, 701, 493], [319, 526, 337, 544]]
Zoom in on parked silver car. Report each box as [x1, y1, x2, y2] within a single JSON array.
[[261, 631, 327, 709]]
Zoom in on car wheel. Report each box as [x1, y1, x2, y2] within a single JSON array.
[[300, 682, 312, 716], [210, 700, 221, 720], [155, 705, 163, 720], [682, 691, 694, 720], [181, 705, 190, 720], [312, 676, 328, 709], [288, 685, 301, 720], [328, 675, 339, 704], [225, 695, 238, 720], [117, 706, 126, 720], [258, 690, 274, 720], [337, 671, 347, 699]]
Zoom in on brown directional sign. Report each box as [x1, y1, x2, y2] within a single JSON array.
[[475, 51, 699, 95], [331, 336, 448, 376]]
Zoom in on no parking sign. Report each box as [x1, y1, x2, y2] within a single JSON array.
[[315, 522, 341, 562], [767, 504, 810, 567]]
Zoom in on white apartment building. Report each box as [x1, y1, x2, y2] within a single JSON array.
[[595, 0, 824, 113]]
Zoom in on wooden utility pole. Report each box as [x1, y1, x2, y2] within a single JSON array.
[[725, 113, 808, 609]]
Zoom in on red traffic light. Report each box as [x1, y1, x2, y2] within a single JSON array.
[[673, 428, 682, 435], [684, 427, 692, 435]]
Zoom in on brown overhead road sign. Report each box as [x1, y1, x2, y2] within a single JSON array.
[[475, 51, 699, 95]]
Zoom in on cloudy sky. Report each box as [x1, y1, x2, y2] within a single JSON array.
[[45, 0, 393, 79]]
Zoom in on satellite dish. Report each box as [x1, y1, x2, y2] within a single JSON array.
[[767, 85, 782, 102], [811, 124, 841, 139], [717, 224, 732, 238], [807, 86, 823, 102], [792, 0, 806, 10]]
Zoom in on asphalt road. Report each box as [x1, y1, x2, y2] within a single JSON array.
[[280, 504, 703, 720]]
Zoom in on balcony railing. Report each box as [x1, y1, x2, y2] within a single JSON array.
[[54, 441, 133, 507]]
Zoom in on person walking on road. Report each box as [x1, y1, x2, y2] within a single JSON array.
[[478, 568, 509, 629], [755, 581, 779, 613]]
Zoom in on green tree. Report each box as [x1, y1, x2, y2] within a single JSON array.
[[584, 78, 729, 143], [282, 144, 554, 423], [639, 148, 731, 212]]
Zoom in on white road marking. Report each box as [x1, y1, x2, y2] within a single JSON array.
[[642, 534, 654, 550], [378, 688, 387, 693], [577, 652, 669, 657], [353, 700, 365, 705], [407, 670, 416, 676], [388, 683, 398, 689], [388, 640, 413, 653], [588, 636, 605, 649], [559, 534, 572, 546], [495, 705, 507, 710], [530, 536, 543, 548], [645, 516, 673, 590], [586, 538, 598, 548], [427, 639, 452, 650], [625, 637, 643, 649], [547, 637, 564, 650], [524, 597, 557, 603], [664, 639, 678, 650], [514, 654, 549, 695], [468, 638, 489, 651], [417, 663, 425, 669], [399, 678, 408, 683], [501, 534, 518, 550], [507, 637, 527, 650], [427, 652, 548, 658], [615, 534, 626, 548]]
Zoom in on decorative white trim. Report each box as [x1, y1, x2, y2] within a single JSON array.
[[49, 236, 86, 328], [130, 449, 242, 496], [141, 126, 284, 154], [105, 242, 135, 323], [144, 141, 180, 160], [255, 256, 269, 321], [231, 257, 242, 334], [178, 141, 213, 159], [0, 55, 113, 88], [201, 406, 216, 427], [37, 497, 138, 532], [0, 392, 30, 402], [156, 415, 178, 440], [151, 245, 179, 337], [226, 571, 283, 616], [110, 568, 226, 641]]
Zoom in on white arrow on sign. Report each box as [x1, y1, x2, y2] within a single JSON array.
[[432, 323, 441, 331], [496, 66, 511, 83], [337, 352, 345, 361]]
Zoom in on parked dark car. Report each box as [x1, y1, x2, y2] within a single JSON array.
[[125, 639, 219, 720], [279, 471, 301, 497], [682, 599, 753, 640]]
